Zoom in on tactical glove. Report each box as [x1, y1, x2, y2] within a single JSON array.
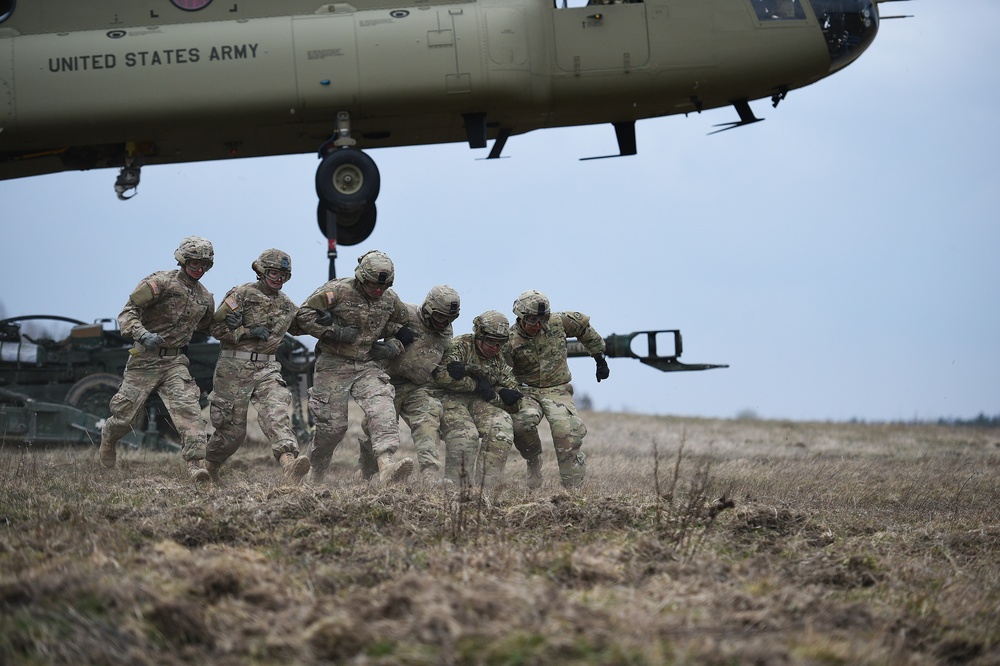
[[474, 377, 496, 402], [138, 331, 165, 351], [322, 324, 360, 344], [446, 360, 467, 380], [225, 311, 243, 330], [595, 354, 610, 382], [314, 309, 334, 326], [394, 326, 415, 346], [498, 388, 523, 406], [369, 341, 398, 360], [247, 326, 271, 342]]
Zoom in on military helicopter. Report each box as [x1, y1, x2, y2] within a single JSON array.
[[0, 0, 906, 251]]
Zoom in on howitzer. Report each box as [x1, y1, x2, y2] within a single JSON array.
[[567, 330, 727, 373]]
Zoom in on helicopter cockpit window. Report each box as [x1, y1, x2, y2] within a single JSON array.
[[0, 0, 15, 24], [749, 0, 806, 21], [554, 0, 643, 8], [170, 0, 213, 10]]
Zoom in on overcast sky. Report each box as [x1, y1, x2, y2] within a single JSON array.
[[2, 1, 997, 423]]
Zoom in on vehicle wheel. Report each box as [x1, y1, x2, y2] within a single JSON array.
[[64, 373, 147, 429], [64, 373, 121, 418], [315, 148, 380, 213], [316, 203, 377, 246]]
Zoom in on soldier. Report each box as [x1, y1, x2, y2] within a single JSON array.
[[358, 285, 461, 481], [294, 250, 415, 484], [433, 310, 523, 488], [99, 236, 216, 483], [507, 290, 609, 489], [204, 249, 310, 484]]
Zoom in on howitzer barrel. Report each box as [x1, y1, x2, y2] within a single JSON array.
[[566, 330, 727, 373]]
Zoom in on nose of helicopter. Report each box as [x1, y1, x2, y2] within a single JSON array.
[[810, 0, 880, 72]]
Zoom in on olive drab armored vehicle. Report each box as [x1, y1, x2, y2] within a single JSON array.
[[0, 314, 314, 448]]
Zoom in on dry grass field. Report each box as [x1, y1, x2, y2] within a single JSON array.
[[1, 408, 998, 665]]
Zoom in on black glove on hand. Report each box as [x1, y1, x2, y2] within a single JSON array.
[[474, 377, 496, 402], [322, 324, 360, 344], [498, 388, 523, 406], [314, 309, 334, 326], [447, 360, 466, 380], [138, 331, 165, 351], [370, 341, 397, 360], [225, 311, 243, 330], [394, 326, 415, 346], [247, 326, 271, 342], [595, 354, 610, 382]]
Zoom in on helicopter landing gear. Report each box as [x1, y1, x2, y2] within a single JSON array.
[[315, 112, 380, 269]]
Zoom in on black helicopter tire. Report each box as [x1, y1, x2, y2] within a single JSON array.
[[316, 202, 377, 246], [315, 148, 380, 214], [64, 373, 147, 429]]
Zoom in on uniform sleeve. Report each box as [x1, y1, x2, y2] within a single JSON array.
[[494, 359, 522, 414], [210, 289, 244, 342], [196, 293, 216, 336], [381, 292, 411, 339], [294, 284, 338, 339], [432, 340, 477, 393], [562, 311, 606, 356], [117, 275, 159, 341]]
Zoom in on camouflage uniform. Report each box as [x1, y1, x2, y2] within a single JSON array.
[[359, 301, 454, 478], [206, 267, 300, 473], [294, 255, 410, 481], [434, 317, 522, 487], [101, 262, 214, 468], [508, 310, 606, 488]]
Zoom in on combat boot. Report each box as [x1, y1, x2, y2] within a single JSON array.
[[205, 460, 222, 483], [99, 438, 117, 469], [376, 452, 414, 484], [280, 452, 310, 484], [526, 455, 543, 489], [188, 460, 211, 485]]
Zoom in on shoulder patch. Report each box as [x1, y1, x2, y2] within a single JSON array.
[[325, 291, 336, 306], [129, 280, 157, 306], [563, 311, 591, 329], [225, 296, 239, 311]]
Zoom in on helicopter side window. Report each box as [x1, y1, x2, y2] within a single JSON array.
[[0, 0, 15, 24], [749, 0, 806, 21]]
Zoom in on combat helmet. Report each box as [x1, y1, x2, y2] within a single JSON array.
[[421, 285, 460, 330], [473, 310, 509, 343], [174, 236, 214, 271], [513, 290, 550, 321], [252, 248, 292, 282], [355, 249, 394, 287]]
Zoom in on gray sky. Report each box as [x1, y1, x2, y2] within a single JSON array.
[[2, 1, 998, 422]]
